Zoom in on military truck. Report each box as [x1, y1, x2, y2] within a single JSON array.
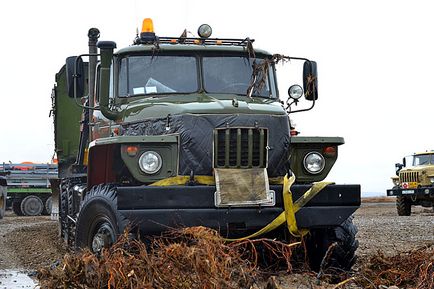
[[0, 175, 6, 219], [51, 19, 360, 271], [387, 151, 434, 215], [0, 162, 58, 216]]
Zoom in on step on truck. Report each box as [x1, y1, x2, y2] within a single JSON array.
[[0, 163, 58, 216], [387, 151, 434, 215], [51, 19, 361, 272]]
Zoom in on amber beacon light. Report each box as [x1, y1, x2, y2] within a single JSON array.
[[140, 18, 156, 43]]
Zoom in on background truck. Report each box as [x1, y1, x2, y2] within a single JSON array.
[[51, 19, 360, 272], [387, 151, 434, 215], [0, 175, 6, 219], [0, 162, 58, 216]]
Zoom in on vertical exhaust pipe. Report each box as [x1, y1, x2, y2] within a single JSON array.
[[88, 28, 100, 138]]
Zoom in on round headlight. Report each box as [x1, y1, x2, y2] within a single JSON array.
[[288, 85, 303, 100], [303, 152, 325, 174], [139, 151, 162, 174], [198, 24, 212, 38]]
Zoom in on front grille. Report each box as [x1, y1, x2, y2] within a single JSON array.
[[399, 171, 419, 183], [214, 127, 268, 168]]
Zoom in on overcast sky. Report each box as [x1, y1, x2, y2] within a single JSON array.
[[0, 0, 432, 196]]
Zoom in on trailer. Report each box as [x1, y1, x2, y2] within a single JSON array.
[[0, 163, 58, 216]]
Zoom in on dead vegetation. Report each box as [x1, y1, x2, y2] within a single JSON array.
[[355, 244, 434, 289], [37, 226, 300, 289], [35, 227, 434, 289]]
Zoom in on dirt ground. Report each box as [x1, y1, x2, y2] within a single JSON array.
[[0, 200, 433, 288]]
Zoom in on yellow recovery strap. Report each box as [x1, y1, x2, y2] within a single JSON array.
[[149, 174, 333, 241]]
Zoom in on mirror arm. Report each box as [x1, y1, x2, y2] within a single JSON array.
[[287, 96, 315, 114]]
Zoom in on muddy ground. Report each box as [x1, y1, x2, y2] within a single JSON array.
[[0, 200, 433, 288]]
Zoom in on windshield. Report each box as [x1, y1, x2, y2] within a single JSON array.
[[203, 56, 273, 97], [118, 56, 198, 96], [412, 154, 433, 166], [117, 54, 276, 98]]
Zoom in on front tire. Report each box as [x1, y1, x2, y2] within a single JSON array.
[[75, 184, 126, 253], [305, 217, 358, 273], [396, 196, 411, 216]]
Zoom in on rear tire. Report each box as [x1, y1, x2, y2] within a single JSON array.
[[396, 196, 411, 216], [12, 200, 24, 216], [59, 178, 80, 246], [305, 217, 358, 273], [75, 184, 127, 253], [20, 195, 44, 216]]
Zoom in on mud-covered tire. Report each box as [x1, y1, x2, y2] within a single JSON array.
[[59, 179, 80, 246], [20, 195, 44, 216], [305, 217, 358, 273], [75, 184, 127, 253], [396, 196, 411, 216], [12, 201, 24, 216]]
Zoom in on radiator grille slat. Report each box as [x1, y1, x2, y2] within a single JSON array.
[[214, 128, 268, 168], [399, 171, 419, 183]]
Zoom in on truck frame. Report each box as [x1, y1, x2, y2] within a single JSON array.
[[51, 20, 361, 272], [387, 151, 434, 215], [0, 163, 58, 216]]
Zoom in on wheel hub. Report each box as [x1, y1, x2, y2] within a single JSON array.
[[91, 223, 115, 253]]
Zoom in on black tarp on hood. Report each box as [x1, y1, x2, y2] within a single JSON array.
[[121, 114, 291, 177]]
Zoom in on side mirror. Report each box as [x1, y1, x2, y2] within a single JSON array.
[[303, 60, 318, 101], [402, 157, 406, 167], [66, 56, 85, 98], [395, 163, 404, 176]]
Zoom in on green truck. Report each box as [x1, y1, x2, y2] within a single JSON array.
[[0, 163, 57, 216], [51, 19, 361, 272], [387, 151, 434, 215]]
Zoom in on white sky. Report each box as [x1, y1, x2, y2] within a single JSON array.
[[0, 0, 433, 196]]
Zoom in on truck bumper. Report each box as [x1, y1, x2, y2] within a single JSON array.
[[387, 187, 434, 197], [117, 184, 361, 236]]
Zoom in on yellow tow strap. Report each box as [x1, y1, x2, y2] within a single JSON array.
[[149, 175, 215, 186], [225, 174, 332, 241], [149, 174, 332, 241]]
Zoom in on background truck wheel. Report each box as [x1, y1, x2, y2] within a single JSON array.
[[305, 217, 358, 273], [43, 196, 52, 215], [396, 196, 411, 216], [20, 195, 44, 216], [12, 201, 24, 216], [75, 184, 126, 253]]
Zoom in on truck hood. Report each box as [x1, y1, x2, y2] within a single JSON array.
[[119, 93, 285, 123], [403, 165, 432, 172]]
